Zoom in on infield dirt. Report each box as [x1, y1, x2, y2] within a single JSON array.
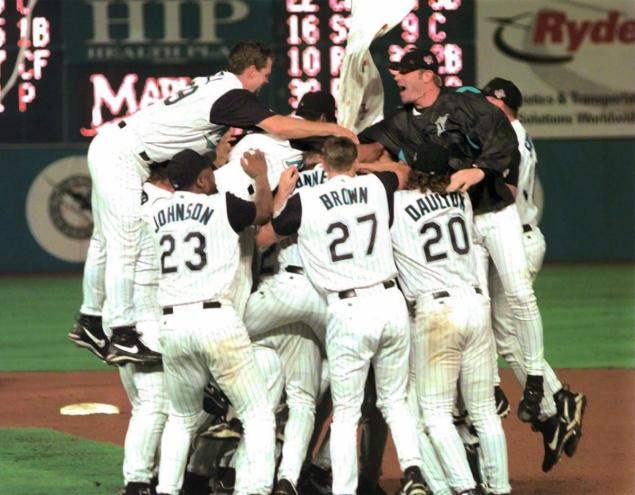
[[1, 369, 633, 494]]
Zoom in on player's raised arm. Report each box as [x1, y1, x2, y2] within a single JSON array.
[[255, 166, 299, 249], [240, 149, 273, 225], [257, 114, 359, 143]]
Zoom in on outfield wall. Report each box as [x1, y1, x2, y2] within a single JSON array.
[[1, 139, 633, 273]]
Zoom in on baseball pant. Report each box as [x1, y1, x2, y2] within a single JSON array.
[[490, 226, 562, 420], [80, 125, 150, 331], [475, 204, 544, 376], [252, 322, 323, 486], [156, 302, 275, 495], [414, 289, 510, 495], [326, 285, 422, 495], [243, 270, 328, 343], [406, 319, 453, 495]]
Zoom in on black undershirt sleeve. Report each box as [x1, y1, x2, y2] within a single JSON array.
[[373, 171, 398, 226], [226, 192, 256, 233], [210, 89, 275, 128], [271, 194, 302, 236]]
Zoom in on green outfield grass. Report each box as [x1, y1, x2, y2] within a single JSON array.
[[0, 264, 634, 372], [0, 429, 122, 495]]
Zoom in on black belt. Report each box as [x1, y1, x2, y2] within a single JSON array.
[[163, 301, 221, 315], [433, 287, 482, 300], [338, 280, 395, 300], [284, 265, 304, 275], [118, 120, 151, 162], [523, 224, 532, 233]]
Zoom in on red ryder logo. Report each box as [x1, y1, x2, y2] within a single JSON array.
[[534, 10, 635, 51], [491, 8, 635, 63]]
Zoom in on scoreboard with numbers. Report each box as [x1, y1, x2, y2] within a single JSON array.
[[281, 0, 475, 111], [0, 0, 474, 144]]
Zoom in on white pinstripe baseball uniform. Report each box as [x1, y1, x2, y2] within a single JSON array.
[[391, 188, 510, 495], [80, 71, 275, 333], [214, 131, 305, 319], [243, 165, 329, 341], [272, 171, 423, 495], [251, 321, 323, 487], [489, 120, 562, 419], [145, 188, 275, 495], [116, 182, 169, 486]]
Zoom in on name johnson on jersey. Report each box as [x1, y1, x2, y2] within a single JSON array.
[[152, 201, 215, 232]]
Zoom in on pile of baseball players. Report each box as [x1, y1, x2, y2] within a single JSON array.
[[67, 40, 587, 495]]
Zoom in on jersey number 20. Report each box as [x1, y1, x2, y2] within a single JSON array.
[[421, 216, 469, 262]]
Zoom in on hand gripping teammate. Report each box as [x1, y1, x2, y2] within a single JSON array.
[[359, 48, 547, 425], [391, 142, 510, 495], [145, 149, 275, 495], [481, 77, 587, 471], [258, 136, 429, 495], [69, 40, 357, 366]]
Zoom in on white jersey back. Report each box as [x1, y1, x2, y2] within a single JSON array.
[[512, 119, 539, 226], [278, 164, 327, 268], [124, 72, 241, 162], [138, 182, 173, 285], [297, 174, 397, 292], [391, 189, 479, 302], [144, 190, 240, 306], [215, 132, 305, 200]]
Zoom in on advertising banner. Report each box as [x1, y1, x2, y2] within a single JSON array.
[[476, 0, 635, 138]]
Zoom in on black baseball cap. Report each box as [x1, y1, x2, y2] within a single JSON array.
[[296, 91, 337, 123], [167, 149, 216, 190], [412, 140, 453, 175], [387, 48, 439, 75], [481, 77, 523, 111]]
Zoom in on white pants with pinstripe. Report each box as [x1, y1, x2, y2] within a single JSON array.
[[243, 271, 328, 343], [155, 301, 275, 495], [252, 322, 323, 486], [326, 286, 422, 495], [475, 204, 545, 376], [414, 289, 510, 495], [80, 125, 150, 331], [489, 225, 563, 420]]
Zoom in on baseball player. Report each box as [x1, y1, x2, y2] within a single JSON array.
[[481, 77, 587, 471], [359, 48, 547, 425], [391, 142, 510, 495], [145, 148, 275, 495], [115, 164, 173, 495], [257, 136, 428, 495], [69, 40, 357, 366]]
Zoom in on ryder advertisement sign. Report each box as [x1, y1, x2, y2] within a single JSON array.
[[476, 0, 635, 138]]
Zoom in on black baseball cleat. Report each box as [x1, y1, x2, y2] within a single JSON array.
[[199, 417, 243, 440], [358, 477, 387, 495], [297, 464, 332, 495], [554, 385, 588, 457], [532, 414, 576, 472], [216, 467, 236, 493], [274, 478, 299, 495], [106, 326, 162, 365], [68, 313, 109, 362], [494, 385, 511, 418], [121, 481, 153, 495], [399, 466, 431, 495], [181, 470, 212, 495], [517, 375, 544, 423]]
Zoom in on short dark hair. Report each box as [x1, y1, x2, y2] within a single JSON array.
[[296, 91, 337, 123], [228, 41, 273, 74], [166, 149, 215, 191], [149, 161, 169, 182], [322, 136, 357, 172]]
